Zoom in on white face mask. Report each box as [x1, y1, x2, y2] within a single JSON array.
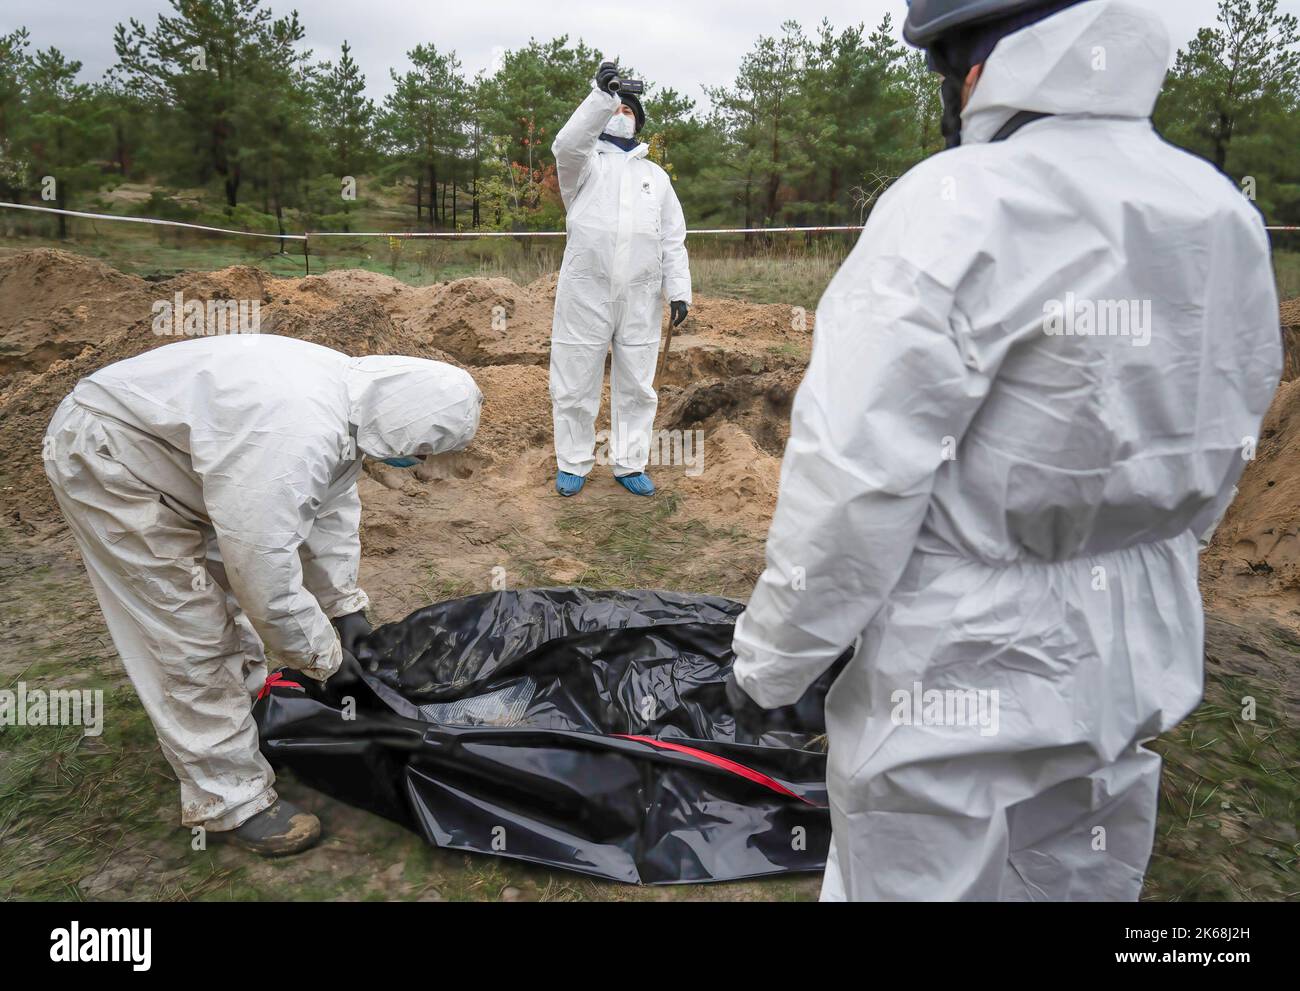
[[605, 112, 636, 140]]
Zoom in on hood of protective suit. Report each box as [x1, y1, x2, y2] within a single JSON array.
[[344, 357, 483, 460], [961, 0, 1170, 145]]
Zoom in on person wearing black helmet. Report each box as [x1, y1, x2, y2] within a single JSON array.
[[730, 0, 1282, 901], [904, 0, 1095, 147]]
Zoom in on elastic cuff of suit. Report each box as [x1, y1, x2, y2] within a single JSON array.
[[197, 786, 278, 833], [324, 590, 370, 621]]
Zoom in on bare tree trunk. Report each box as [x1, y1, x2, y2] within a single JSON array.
[[1213, 111, 1233, 171], [472, 124, 482, 228], [115, 122, 129, 176], [434, 163, 444, 226]]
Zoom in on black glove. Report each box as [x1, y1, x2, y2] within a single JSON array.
[[596, 61, 620, 94], [670, 300, 689, 328], [332, 610, 372, 657], [725, 674, 767, 738], [330, 649, 365, 688]]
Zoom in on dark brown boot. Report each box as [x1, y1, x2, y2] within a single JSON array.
[[225, 800, 321, 857]]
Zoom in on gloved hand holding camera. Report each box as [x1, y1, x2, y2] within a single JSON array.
[[597, 60, 644, 96], [596, 61, 620, 94]]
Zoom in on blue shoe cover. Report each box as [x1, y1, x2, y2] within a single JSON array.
[[615, 473, 655, 497], [556, 472, 586, 497]]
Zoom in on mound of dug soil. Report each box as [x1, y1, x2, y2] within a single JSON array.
[[0, 249, 810, 535], [1282, 297, 1300, 382], [1204, 376, 1300, 611], [0, 251, 147, 387], [393, 277, 555, 367], [0, 250, 271, 389]]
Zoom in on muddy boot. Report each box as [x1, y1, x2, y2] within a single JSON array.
[[225, 800, 321, 857]]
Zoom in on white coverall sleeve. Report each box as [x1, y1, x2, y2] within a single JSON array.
[[205, 459, 343, 682], [553, 87, 620, 209], [660, 181, 692, 304], [299, 481, 370, 621], [732, 184, 992, 709]]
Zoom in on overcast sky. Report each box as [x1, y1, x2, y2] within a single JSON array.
[[7, 0, 1299, 110]]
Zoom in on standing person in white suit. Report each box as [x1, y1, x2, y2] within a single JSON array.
[[728, 0, 1282, 900], [44, 335, 483, 856], [550, 60, 692, 498]]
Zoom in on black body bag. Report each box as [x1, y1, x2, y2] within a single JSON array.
[[255, 588, 841, 885]]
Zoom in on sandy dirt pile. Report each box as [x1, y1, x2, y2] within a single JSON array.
[[1282, 297, 1299, 382], [1203, 375, 1300, 612], [392, 276, 556, 367], [0, 250, 810, 543], [0, 250, 267, 389], [0, 251, 146, 387]]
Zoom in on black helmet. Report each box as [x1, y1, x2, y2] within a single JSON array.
[[904, 0, 1080, 48], [904, 0, 1092, 148]]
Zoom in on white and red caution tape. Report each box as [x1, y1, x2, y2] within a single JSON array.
[[0, 200, 308, 240], [3, 200, 1298, 238]]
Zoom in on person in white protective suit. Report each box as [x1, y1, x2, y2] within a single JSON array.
[[550, 60, 692, 498], [44, 335, 483, 855], [729, 0, 1283, 901]]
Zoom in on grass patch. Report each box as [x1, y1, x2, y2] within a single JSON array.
[[1275, 248, 1300, 300], [418, 569, 480, 605], [691, 245, 849, 310], [0, 689, 240, 901], [554, 489, 756, 596], [1145, 669, 1299, 901], [767, 341, 808, 361]]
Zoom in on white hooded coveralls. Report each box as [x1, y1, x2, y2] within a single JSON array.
[[732, 0, 1282, 901], [550, 87, 692, 478], [44, 335, 483, 830]]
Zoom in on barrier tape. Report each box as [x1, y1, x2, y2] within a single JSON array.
[[0, 200, 308, 240], [0, 201, 862, 239], [3, 201, 1297, 239]]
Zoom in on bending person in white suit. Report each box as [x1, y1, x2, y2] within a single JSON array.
[[44, 335, 483, 855]]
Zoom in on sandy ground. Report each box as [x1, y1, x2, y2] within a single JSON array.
[[0, 250, 819, 616], [1, 248, 1296, 901]]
